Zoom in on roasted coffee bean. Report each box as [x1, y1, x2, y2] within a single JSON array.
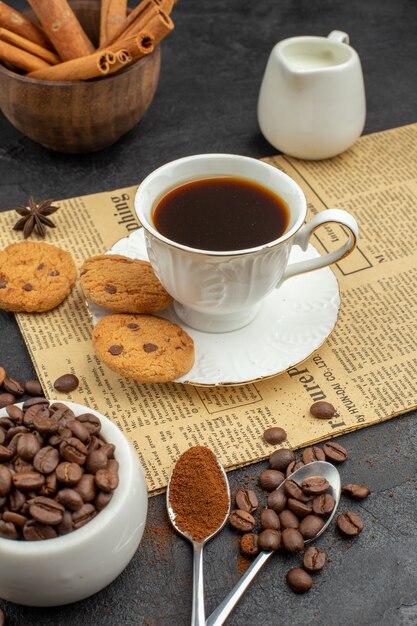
[[263, 427, 287, 445], [60, 438, 88, 465], [16, 433, 41, 461], [323, 441, 348, 463], [0, 393, 16, 408], [108, 459, 119, 473], [0, 465, 12, 496], [23, 520, 57, 541], [337, 512, 364, 536], [33, 413, 60, 434], [22, 396, 49, 410], [302, 446, 326, 464], [286, 568, 313, 593], [279, 509, 299, 529], [312, 493, 335, 515], [257, 529, 281, 551], [259, 469, 285, 491], [56, 510, 73, 535], [85, 449, 108, 475], [3, 377, 25, 396], [75, 474, 96, 502], [229, 509, 256, 532], [0, 445, 13, 462], [29, 496, 65, 525], [72, 503, 96, 529], [0, 417, 14, 430], [56, 488, 84, 511], [9, 488, 26, 511], [33, 446, 60, 474], [2, 511, 28, 529], [299, 515, 325, 539], [13, 458, 33, 473], [23, 404, 48, 428], [269, 448, 295, 472], [87, 436, 101, 453], [6, 404, 23, 422], [267, 489, 287, 513], [95, 490, 113, 511], [284, 480, 311, 503], [40, 472, 58, 497], [101, 443, 116, 459], [240, 533, 260, 557], [310, 401, 335, 419], [95, 468, 118, 492], [66, 419, 90, 443], [286, 460, 304, 478], [235, 488, 259, 513], [0, 429, 4, 446], [342, 484, 371, 500], [287, 498, 313, 518], [260, 508, 280, 530], [281, 527, 304, 552], [53, 373, 79, 393], [77, 413, 101, 435], [0, 520, 19, 539], [56, 461, 83, 485], [304, 546, 326, 572], [13, 471, 45, 491], [0, 366, 5, 386], [24, 379, 44, 397], [49, 402, 74, 414], [7, 427, 29, 447], [301, 476, 330, 496]]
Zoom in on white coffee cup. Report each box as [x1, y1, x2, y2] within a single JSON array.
[[135, 154, 358, 333], [258, 31, 366, 159]]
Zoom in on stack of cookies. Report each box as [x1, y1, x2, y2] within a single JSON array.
[[80, 254, 194, 384]]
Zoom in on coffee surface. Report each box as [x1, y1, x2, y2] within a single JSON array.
[[152, 176, 290, 251]]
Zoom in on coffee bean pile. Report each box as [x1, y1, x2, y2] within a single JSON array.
[[229, 425, 370, 594], [0, 397, 118, 541]]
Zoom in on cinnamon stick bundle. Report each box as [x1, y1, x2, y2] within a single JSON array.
[[0, 27, 60, 65], [0, 39, 51, 72], [100, 0, 127, 47], [138, 10, 173, 46], [28, 48, 131, 81], [0, 1, 51, 49], [27, 0, 94, 61]]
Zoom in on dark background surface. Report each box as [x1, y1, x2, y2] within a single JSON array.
[[0, 1, 416, 625]]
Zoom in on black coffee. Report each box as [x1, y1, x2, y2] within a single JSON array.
[[152, 176, 290, 251]]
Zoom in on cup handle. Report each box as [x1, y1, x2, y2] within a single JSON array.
[[280, 209, 358, 284], [327, 30, 349, 44]]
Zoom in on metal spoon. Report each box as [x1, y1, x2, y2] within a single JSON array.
[[166, 454, 231, 626], [206, 460, 341, 626]]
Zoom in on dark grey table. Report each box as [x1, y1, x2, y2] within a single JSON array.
[[1, 1, 416, 624]]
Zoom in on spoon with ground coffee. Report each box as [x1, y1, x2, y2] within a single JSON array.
[[167, 446, 231, 626], [206, 461, 341, 626]]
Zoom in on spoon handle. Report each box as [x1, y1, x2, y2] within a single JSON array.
[[206, 550, 272, 626], [192, 542, 206, 626]]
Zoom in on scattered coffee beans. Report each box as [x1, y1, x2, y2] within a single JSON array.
[[258, 469, 285, 491], [342, 484, 370, 500], [53, 374, 80, 393], [287, 498, 312, 518], [269, 448, 295, 471], [299, 515, 325, 539], [302, 446, 326, 464], [229, 510, 256, 532], [0, 393, 16, 409], [303, 546, 326, 572], [281, 527, 304, 552], [258, 529, 281, 551], [260, 508, 280, 530], [322, 441, 348, 463], [3, 377, 25, 396], [301, 476, 330, 496], [310, 401, 335, 419], [267, 489, 287, 513], [286, 460, 304, 477], [0, 399, 118, 540], [337, 512, 364, 536], [235, 488, 258, 513], [286, 568, 313, 593], [24, 380, 44, 397], [284, 479, 310, 503], [263, 427, 287, 445], [279, 509, 299, 529], [312, 493, 335, 515], [240, 533, 260, 557]]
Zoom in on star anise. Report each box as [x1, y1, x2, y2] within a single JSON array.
[[12, 196, 60, 239]]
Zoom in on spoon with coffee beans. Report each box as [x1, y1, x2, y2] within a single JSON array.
[[206, 461, 341, 626]]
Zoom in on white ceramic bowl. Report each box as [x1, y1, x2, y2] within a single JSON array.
[[0, 400, 148, 607]]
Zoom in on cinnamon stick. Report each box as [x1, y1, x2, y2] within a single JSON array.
[[108, 30, 154, 61], [100, 0, 127, 47], [0, 1, 51, 49], [28, 49, 130, 81], [27, 0, 94, 61], [100, 0, 153, 47], [0, 39, 51, 72], [154, 0, 175, 15], [0, 27, 60, 65], [142, 10, 173, 45]]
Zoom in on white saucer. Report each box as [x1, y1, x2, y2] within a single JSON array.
[[88, 229, 340, 386]]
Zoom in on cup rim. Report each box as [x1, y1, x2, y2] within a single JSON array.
[[276, 36, 355, 72], [134, 153, 307, 257], [0, 400, 141, 555]]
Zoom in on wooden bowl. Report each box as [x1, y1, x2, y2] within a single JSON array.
[[0, 0, 161, 153]]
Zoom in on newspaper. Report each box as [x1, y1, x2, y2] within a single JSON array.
[[0, 123, 416, 494]]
